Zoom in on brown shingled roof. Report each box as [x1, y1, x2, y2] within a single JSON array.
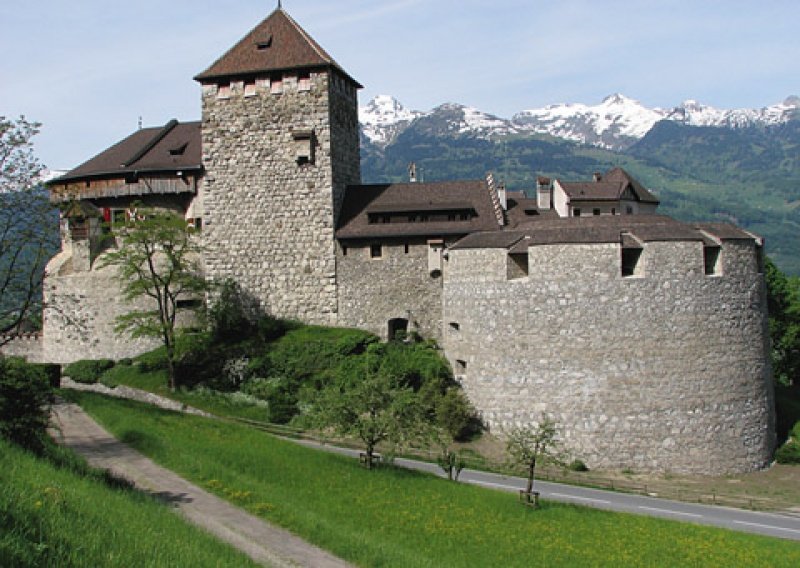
[[557, 167, 660, 204], [336, 180, 502, 240], [450, 215, 755, 250], [194, 8, 361, 87], [50, 121, 202, 184]]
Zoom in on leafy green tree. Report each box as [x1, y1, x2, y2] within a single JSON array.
[[765, 257, 800, 387], [100, 209, 208, 390], [506, 415, 565, 502], [0, 116, 56, 340], [311, 348, 423, 468], [0, 357, 53, 452]]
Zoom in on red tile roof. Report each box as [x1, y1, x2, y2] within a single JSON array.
[[194, 8, 361, 87]]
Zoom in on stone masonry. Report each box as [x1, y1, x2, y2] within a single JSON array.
[[442, 239, 775, 474], [200, 70, 360, 325]]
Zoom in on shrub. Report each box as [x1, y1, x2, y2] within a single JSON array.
[[0, 357, 53, 451], [435, 388, 482, 441], [63, 359, 115, 384], [242, 377, 298, 424], [209, 279, 255, 343], [568, 459, 589, 472], [775, 439, 800, 464]]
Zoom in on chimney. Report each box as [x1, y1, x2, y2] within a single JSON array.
[[536, 176, 552, 210], [593, 172, 602, 182], [497, 181, 507, 210], [408, 162, 417, 183]]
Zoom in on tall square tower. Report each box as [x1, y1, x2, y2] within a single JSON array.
[[195, 8, 361, 323]]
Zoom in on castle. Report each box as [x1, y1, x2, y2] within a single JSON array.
[[9, 8, 775, 474]]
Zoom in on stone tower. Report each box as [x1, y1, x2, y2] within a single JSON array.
[[195, 8, 361, 324]]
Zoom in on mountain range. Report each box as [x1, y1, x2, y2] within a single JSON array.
[[360, 94, 800, 151], [358, 94, 800, 275]]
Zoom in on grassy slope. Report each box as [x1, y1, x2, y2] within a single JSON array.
[[71, 392, 800, 568], [0, 438, 258, 567]]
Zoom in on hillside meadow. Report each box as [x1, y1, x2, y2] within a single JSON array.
[[0, 437, 258, 567], [67, 391, 800, 568]]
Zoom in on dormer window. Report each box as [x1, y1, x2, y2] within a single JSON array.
[[256, 35, 273, 50], [292, 130, 314, 165], [169, 142, 188, 156]]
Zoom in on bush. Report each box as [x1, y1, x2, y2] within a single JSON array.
[[435, 388, 482, 441], [0, 357, 53, 451], [63, 359, 115, 384], [775, 439, 800, 464], [210, 279, 255, 343], [242, 377, 298, 424], [568, 459, 589, 472]]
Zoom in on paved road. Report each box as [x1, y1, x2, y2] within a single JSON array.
[[294, 439, 800, 542], [50, 401, 353, 568]]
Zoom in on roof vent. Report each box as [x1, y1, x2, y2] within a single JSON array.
[[256, 35, 273, 50]]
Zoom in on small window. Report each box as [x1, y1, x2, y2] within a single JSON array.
[[368, 215, 378, 224], [370, 244, 382, 258], [292, 130, 314, 165], [270, 74, 283, 94], [448, 213, 456, 221], [408, 215, 417, 222], [404, 243, 410, 254], [176, 299, 203, 309], [704, 246, 721, 276], [342, 245, 348, 256], [244, 82, 257, 97], [626, 206, 633, 215], [621, 247, 643, 277], [298, 72, 311, 92], [217, 84, 231, 99], [382, 215, 390, 224], [593, 208, 601, 216], [459, 212, 470, 221], [612, 208, 616, 215], [524, 209, 539, 216], [449, 322, 460, 331], [573, 208, 581, 217]]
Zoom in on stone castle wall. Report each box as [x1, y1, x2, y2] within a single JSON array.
[[41, 251, 161, 364], [201, 70, 360, 325], [337, 239, 445, 341], [442, 239, 775, 474], [0, 333, 43, 363]]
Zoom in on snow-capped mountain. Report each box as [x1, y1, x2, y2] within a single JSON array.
[[359, 94, 799, 151], [665, 96, 800, 129], [359, 95, 423, 147], [513, 94, 663, 149]]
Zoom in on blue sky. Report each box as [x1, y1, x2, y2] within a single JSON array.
[[1, 0, 797, 170]]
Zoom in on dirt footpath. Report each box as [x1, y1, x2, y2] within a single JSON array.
[[50, 400, 354, 568]]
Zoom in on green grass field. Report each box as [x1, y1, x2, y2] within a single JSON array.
[[69, 391, 800, 567], [0, 438, 258, 567]]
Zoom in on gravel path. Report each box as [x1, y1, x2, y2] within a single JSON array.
[[50, 399, 354, 568]]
